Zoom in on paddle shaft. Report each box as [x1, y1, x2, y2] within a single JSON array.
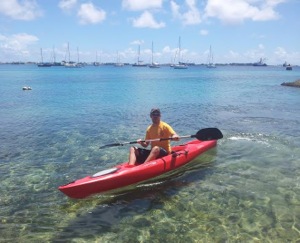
[[134, 135, 192, 144], [100, 135, 192, 148], [99, 128, 223, 149], [111, 136, 186, 146]]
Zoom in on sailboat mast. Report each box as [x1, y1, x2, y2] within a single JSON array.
[[178, 36, 181, 63], [77, 47, 79, 63], [67, 42, 70, 62], [52, 46, 56, 63], [40, 48, 43, 63], [210, 45, 212, 64], [173, 36, 187, 69], [151, 41, 154, 64], [138, 45, 140, 64]]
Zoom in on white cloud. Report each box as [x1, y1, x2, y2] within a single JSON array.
[[244, 44, 267, 61], [58, 0, 77, 11], [130, 40, 145, 45], [204, 0, 285, 24], [162, 45, 186, 59], [122, 0, 163, 11], [273, 47, 299, 64], [0, 0, 42, 20], [77, 3, 106, 25], [0, 33, 38, 61], [229, 50, 240, 59], [0, 33, 38, 50], [170, 1, 180, 16], [171, 0, 202, 25], [162, 46, 172, 53], [123, 47, 136, 59], [200, 29, 208, 35], [258, 44, 265, 50], [143, 48, 152, 55], [274, 47, 287, 58], [132, 11, 165, 28]]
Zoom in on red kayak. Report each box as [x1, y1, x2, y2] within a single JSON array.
[[59, 139, 218, 199]]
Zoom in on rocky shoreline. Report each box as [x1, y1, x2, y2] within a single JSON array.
[[281, 79, 300, 88]]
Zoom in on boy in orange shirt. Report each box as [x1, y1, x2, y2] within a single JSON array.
[[128, 108, 179, 166]]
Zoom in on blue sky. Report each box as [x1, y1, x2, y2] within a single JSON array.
[[0, 0, 299, 65]]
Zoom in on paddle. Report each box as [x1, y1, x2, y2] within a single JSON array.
[[99, 128, 223, 149]]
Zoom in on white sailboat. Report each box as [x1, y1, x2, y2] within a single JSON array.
[[132, 45, 147, 67], [75, 47, 84, 67], [114, 51, 124, 67], [37, 48, 52, 67], [174, 37, 187, 69], [93, 51, 101, 66], [206, 45, 216, 68], [149, 41, 160, 68], [64, 43, 81, 68]]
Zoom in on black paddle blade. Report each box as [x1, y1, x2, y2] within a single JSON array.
[[193, 128, 223, 141], [99, 143, 123, 149]]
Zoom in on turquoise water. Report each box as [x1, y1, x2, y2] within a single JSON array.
[[0, 64, 300, 242]]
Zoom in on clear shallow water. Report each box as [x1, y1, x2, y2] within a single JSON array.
[[0, 64, 300, 242]]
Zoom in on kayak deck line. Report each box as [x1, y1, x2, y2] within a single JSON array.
[[171, 149, 189, 157], [58, 139, 219, 199]]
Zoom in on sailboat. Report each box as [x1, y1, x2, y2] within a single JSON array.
[[173, 37, 187, 69], [149, 41, 160, 68], [132, 45, 147, 67], [114, 51, 124, 67], [206, 45, 216, 68], [253, 58, 267, 66], [37, 48, 52, 67], [93, 51, 101, 66], [75, 47, 84, 67], [64, 43, 81, 68], [52, 46, 63, 66]]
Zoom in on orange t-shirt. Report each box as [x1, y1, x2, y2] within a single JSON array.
[[145, 121, 176, 153]]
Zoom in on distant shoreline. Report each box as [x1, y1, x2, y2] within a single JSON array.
[[0, 62, 299, 67]]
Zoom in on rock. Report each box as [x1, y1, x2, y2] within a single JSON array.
[[281, 79, 300, 88]]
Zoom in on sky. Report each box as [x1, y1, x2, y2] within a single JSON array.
[[0, 0, 299, 65]]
